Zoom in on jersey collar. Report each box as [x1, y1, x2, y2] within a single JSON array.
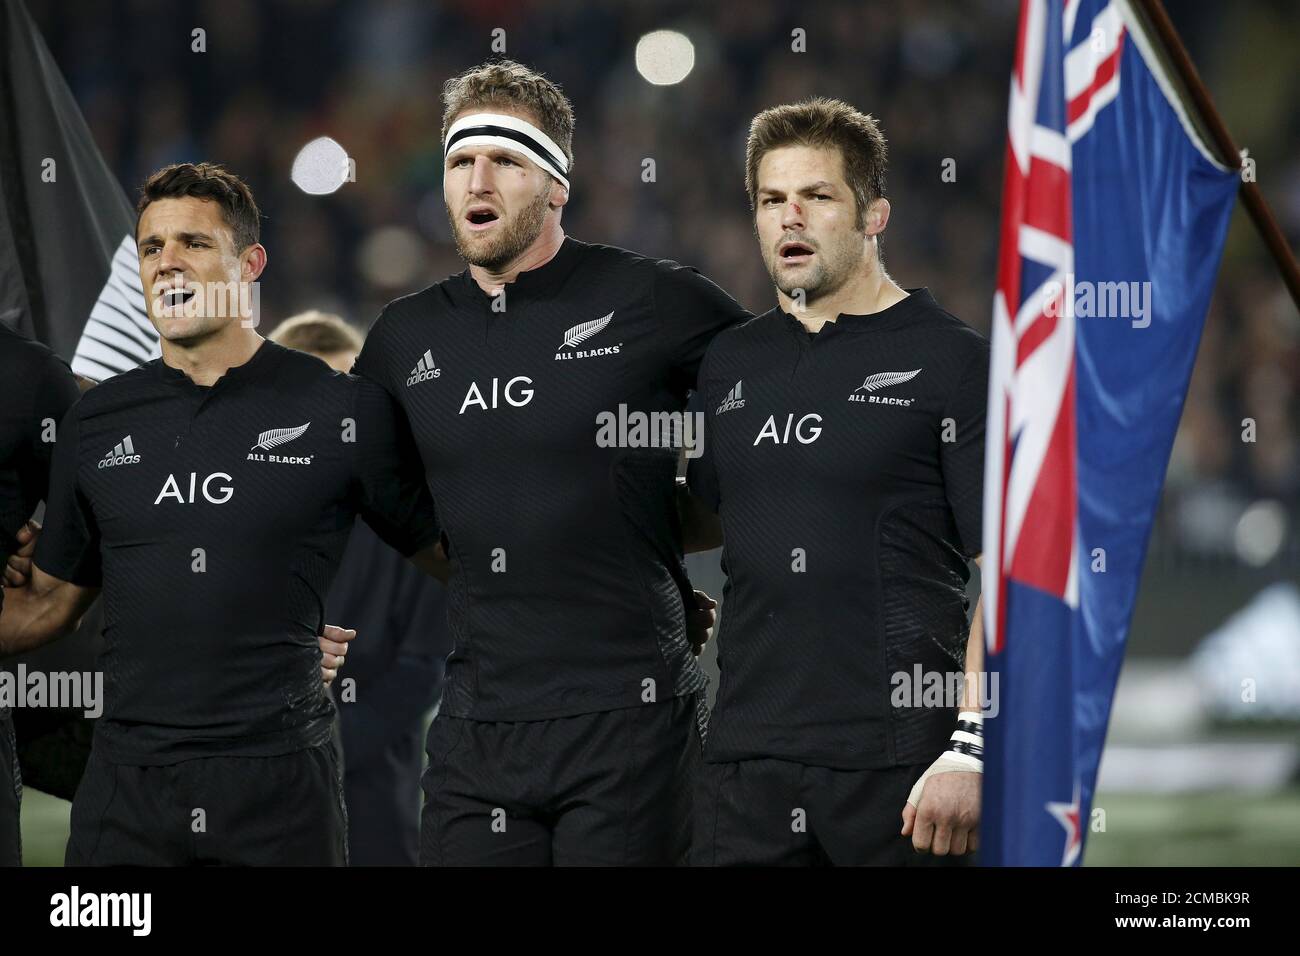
[[154, 337, 281, 388], [777, 287, 937, 336], [459, 235, 585, 303]]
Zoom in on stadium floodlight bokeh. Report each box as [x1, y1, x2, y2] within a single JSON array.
[[291, 136, 351, 195], [635, 30, 696, 85]]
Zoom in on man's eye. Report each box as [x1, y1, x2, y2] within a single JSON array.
[[496, 157, 515, 166], [188, 241, 208, 249], [762, 197, 780, 206], [814, 194, 830, 201]]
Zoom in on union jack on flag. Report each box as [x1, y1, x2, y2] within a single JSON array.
[[981, 0, 1239, 866]]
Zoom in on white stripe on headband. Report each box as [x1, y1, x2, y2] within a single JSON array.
[[444, 112, 570, 191]]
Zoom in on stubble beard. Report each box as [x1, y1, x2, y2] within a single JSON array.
[[449, 185, 552, 272]]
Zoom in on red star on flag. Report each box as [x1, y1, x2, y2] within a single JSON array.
[[1045, 780, 1083, 866]]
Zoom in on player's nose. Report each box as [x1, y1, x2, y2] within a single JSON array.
[[781, 201, 805, 229], [156, 240, 185, 275], [468, 155, 494, 194]]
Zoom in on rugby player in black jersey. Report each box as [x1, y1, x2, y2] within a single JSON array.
[[352, 60, 743, 866], [0, 327, 83, 866], [686, 99, 988, 865], [0, 163, 446, 865]]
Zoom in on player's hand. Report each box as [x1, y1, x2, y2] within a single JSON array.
[[900, 760, 981, 856], [687, 589, 718, 656], [3, 519, 41, 588], [319, 625, 356, 687]]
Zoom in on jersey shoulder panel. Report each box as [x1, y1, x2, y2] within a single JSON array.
[[377, 277, 464, 328], [909, 300, 989, 353], [0, 323, 61, 380], [268, 341, 348, 387], [703, 308, 784, 356], [71, 362, 159, 420]]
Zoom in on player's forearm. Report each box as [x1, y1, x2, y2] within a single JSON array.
[[962, 594, 986, 712], [0, 583, 80, 657], [962, 555, 985, 713], [676, 480, 722, 552]]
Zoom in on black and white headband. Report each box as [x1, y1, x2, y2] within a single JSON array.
[[444, 113, 570, 192]]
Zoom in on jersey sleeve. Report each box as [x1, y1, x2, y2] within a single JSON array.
[[654, 259, 752, 401], [350, 375, 442, 558], [18, 348, 81, 516], [940, 334, 990, 558], [351, 307, 397, 397], [33, 403, 103, 587], [684, 348, 721, 513]]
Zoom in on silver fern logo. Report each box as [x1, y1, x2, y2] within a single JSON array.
[[855, 369, 921, 392], [251, 422, 310, 451], [849, 369, 921, 407], [247, 423, 314, 464], [555, 311, 620, 360]]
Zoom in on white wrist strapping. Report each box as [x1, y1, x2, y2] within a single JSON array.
[[906, 711, 984, 807]]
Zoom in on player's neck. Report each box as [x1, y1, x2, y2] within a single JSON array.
[[468, 221, 567, 295], [161, 326, 265, 387], [783, 264, 909, 333]]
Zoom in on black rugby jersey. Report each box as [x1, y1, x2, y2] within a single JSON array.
[[0, 325, 80, 746], [688, 289, 989, 770], [34, 339, 440, 764], [354, 237, 750, 720], [0, 325, 81, 574]]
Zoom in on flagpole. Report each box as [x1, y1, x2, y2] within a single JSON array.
[[1132, 0, 1300, 310]]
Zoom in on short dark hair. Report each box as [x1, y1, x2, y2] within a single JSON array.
[[746, 98, 888, 230], [136, 163, 261, 253]]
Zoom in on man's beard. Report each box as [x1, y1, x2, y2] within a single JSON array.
[[765, 233, 863, 304], [449, 185, 552, 271]]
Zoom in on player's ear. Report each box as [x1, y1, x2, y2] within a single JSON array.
[[549, 179, 570, 210], [242, 243, 268, 282], [864, 197, 890, 237]]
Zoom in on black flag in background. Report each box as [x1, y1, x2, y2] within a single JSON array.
[[0, 0, 156, 375], [0, 0, 152, 816]]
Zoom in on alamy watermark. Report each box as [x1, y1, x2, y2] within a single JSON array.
[[890, 666, 1000, 718], [152, 279, 262, 328], [0, 665, 102, 718], [594, 405, 705, 458], [1040, 274, 1152, 328]]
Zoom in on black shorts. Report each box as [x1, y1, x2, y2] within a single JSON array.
[[66, 743, 347, 866], [0, 713, 20, 867], [692, 757, 974, 866], [420, 693, 704, 866]]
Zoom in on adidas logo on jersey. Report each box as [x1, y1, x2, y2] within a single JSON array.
[[716, 381, 745, 415], [247, 423, 313, 464], [407, 350, 442, 386], [849, 368, 921, 406], [99, 435, 140, 468], [555, 311, 620, 360]]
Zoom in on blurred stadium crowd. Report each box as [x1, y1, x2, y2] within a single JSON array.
[[32, 0, 1300, 575]]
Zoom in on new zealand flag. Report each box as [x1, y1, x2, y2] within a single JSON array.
[[982, 0, 1239, 865]]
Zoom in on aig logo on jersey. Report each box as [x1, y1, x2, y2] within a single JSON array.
[[99, 435, 141, 468], [460, 376, 534, 414], [755, 413, 822, 445], [154, 473, 234, 505], [247, 423, 313, 465], [849, 368, 921, 406], [555, 312, 620, 360], [407, 350, 442, 386]]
